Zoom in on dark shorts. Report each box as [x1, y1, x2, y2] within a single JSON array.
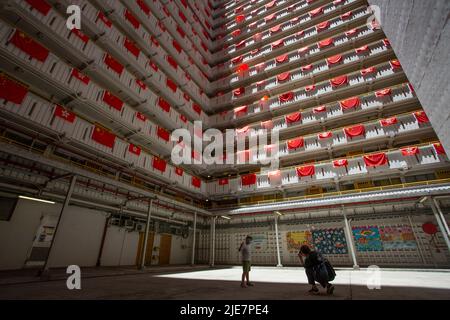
[[242, 261, 251, 273]]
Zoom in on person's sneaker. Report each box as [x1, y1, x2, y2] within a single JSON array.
[[241, 283, 247, 288], [308, 286, 319, 294], [246, 282, 254, 286], [326, 284, 335, 295]]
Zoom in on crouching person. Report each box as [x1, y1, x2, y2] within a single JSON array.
[[298, 245, 336, 295]]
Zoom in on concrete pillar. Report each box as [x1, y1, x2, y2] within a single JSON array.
[[342, 210, 359, 269], [429, 198, 450, 254], [191, 212, 197, 266], [274, 216, 283, 267], [407, 215, 426, 265], [140, 199, 153, 269], [210, 217, 216, 267], [41, 175, 77, 276], [432, 198, 450, 236]]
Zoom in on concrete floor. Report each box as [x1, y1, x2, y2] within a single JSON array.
[[0, 266, 449, 300]]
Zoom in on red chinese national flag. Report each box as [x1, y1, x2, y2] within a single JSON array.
[[158, 98, 171, 112], [157, 126, 170, 141], [128, 143, 141, 156], [340, 97, 360, 110], [103, 91, 123, 111], [175, 167, 184, 176], [125, 9, 140, 29], [26, 0, 51, 16], [71, 29, 89, 43], [166, 78, 177, 92], [54, 105, 76, 123], [330, 75, 348, 87], [414, 111, 429, 123], [91, 126, 116, 148], [152, 157, 167, 172], [380, 117, 398, 127], [104, 54, 124, 75], [296, 165, 315, 177], [285, 112, 302, 124], [287, 137, 304, 150], [333, 159, 348, 167], [219, 178, 229, 186], [9, 30, 49, 62], [124, 38, 140, 58], [401, 147, 419, 156], [0, 74, 28, 104], [434, 143, 446, 155], [344, 124, 365, 138], [192, 176, 201, 188], [71, 69, 90, 85], [241, 173, 257, 186], [363, 153, 388, 167]]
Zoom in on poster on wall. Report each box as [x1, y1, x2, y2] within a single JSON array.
[[312, 228, 348, 254], [250, 233, 267, 251], [379, 226, 417, 250], [352, 226, 383, 251], [286, 231, 313, 252]]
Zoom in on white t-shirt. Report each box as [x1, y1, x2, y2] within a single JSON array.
[[240, 242, 251, 261]]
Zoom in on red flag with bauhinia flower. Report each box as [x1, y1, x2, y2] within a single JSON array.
[[333, 159, 348, 167], [401, 147, 419, 156], [54, 105, 76, 123], [71, 68, 90, 85], [9, 30, 49, 62], [128, 143, 141, 156], [0, 74, 28, 104], [363, 153, 388, 167], [91, 126, 116, 148]]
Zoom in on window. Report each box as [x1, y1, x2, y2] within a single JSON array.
[[0, 196, 18, 221]]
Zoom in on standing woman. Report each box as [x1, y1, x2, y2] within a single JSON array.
[[239, 235, 253, 288]]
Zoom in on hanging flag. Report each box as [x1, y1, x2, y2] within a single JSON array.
[[135, 79, 146, 90], [285, 112, 302, 124], [231, 29, 241, 38], [319, 38, 334, 48], [175, 167, 184, 176], [305, 85, 316, 92], [296, 165, 315, 177], [316, 20, 330, 32], [236, 15, 245, 23], [166, 78, 177, 92], [333, 159, 348, 167], [152, 157, 167, 172], [275, 54, 289, 64], [363, 153, 388, 167], [265, 13, 276, 23], [344, 124, 365, 138], [330, 75, 348, 87], [355, 45, 369, 54], [26, 0, 51, 16], [268, 170, 281, 182], [234, 106, 248, 117], [327, 54, 342, 65], [401, 147, 419, 156], [390, 59, 402, 69], [128, 143, 141, 156], [313, 106, 326, 114], [124, 9, 140, 29], [54, 105, 76, 123], [241, 173, 257, 186], [341, 11, 353, 20], [180, 114, 187, 123], [340, 97, 360, 110], [103, 91, 123, 111], [301, 64, 313, 72], [97, 11, 112, 28], [233, 87, 245, 97], [91, 126, 116, 148], [277, 72, 291, 82], [0, 74, 28, 104], [271, 39, 284, 49], [375, 88, 392, 97], [232, 55, 243, 65], [136, 112, 146, 121], [383, 39, 391, 47], [270, 24, 282, 34], [157, 126, 170, 141], [71, 68, 90, 85], [318, 131, 333, 139], [361, 67, 376, 76], [309, 6, 324, 17], [265, 0, 276, 9], [279, 92, 294, 103], [137, 0, 150, 15], [104, 54, 124, 75], [158, 97, 171, 112], [433, 143, 446, 155], [124, 38, 140, 58], [193, 104, 202, 115], [235, 40, 246, 49], [380, 117, 398, 127], [192, 176, 201, 188], [287, 137, 304, 150], [414, 111, 429, 123], [219, 178, 229, 186], [345, 28, 358, 37], [71, 29, 89, 43], [9, 30, 49, 62]]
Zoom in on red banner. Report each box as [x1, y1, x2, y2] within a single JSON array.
[[319, 38, 334, 48], [361, 67, 376, 76], [157, 127, 170, 141], [175, 167, 183, 176], [277, 72, 290, 82], [285, 112, 302, 124], [363, 153, 388, 167], [136, 112, 146, 122], [97, 12, 112, 28], [414, 111, 429, 123], [70, 69, 90, 85], [327, 54, 342, 65], [287, 137, 304, 150], [330, 75, 348, 87], [71, 29, 89, 44], [271, 39, 284, 49], [344, 124, 365, 138], [401, 147, 419, 156], [234, 105, 248, 117], [275, 54, 289, 64], [158, 97, 171, 112], [333, 159, 348, 167], [318, 131, 333, 139], [26, 0, 51, 16], [316, 20, 330, 32], [193, 104, 202, 115], [340, 97, 360, 110], [92, 126, 116, 148], [301, 64, 313, 72], [375, 88, 392, 97], [166, 78, 177, 92], [296, 165, 315, 177], [124, 9, 140, 29], [232, 55, 243, 65], [309, 6, 324, 17], [10, 30, 49, 62], [390, 59, 402, 69], [279, 92, 294, 103], [355, 45, 369, 54], [305, 85, 316, 92], [0, 74, 28, 104], [341, 11, 353, 20], [380, 117, 398, 127], [54, 105, 76, 123], [345, 28, 358, 37], [152, 157, 167, 172], [124, 38, 140, 58], [103, 91, 123, 111], [192, 176, 201, 188], [434, 143, 446, 155], [270, 24, 282, 34], [313, 106, 326, 114], [104, 54, 124, 75], [241, 173, 257, 186], [137, 0, 150, 15]]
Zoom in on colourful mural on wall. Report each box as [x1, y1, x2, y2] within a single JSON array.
[[286, 231, 312, 252], [379, 226, 417, 250], [352, 226, 383, 251], [251, 233, 267, 251], [312, 228, 348, 254]]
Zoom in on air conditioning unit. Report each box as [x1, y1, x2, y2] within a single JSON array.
[[135, 223, 146, 232], [124, 220, 135, 230]]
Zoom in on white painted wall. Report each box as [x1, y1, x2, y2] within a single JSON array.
[[100, 226, 139, 266], [170, 234, 192, 265]]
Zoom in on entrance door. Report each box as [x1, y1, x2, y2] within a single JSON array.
[[136, 232, 154, 266], [159, 234, 172, 265]]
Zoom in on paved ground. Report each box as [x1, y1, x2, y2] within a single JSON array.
[[0, 266, 449, 300]]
